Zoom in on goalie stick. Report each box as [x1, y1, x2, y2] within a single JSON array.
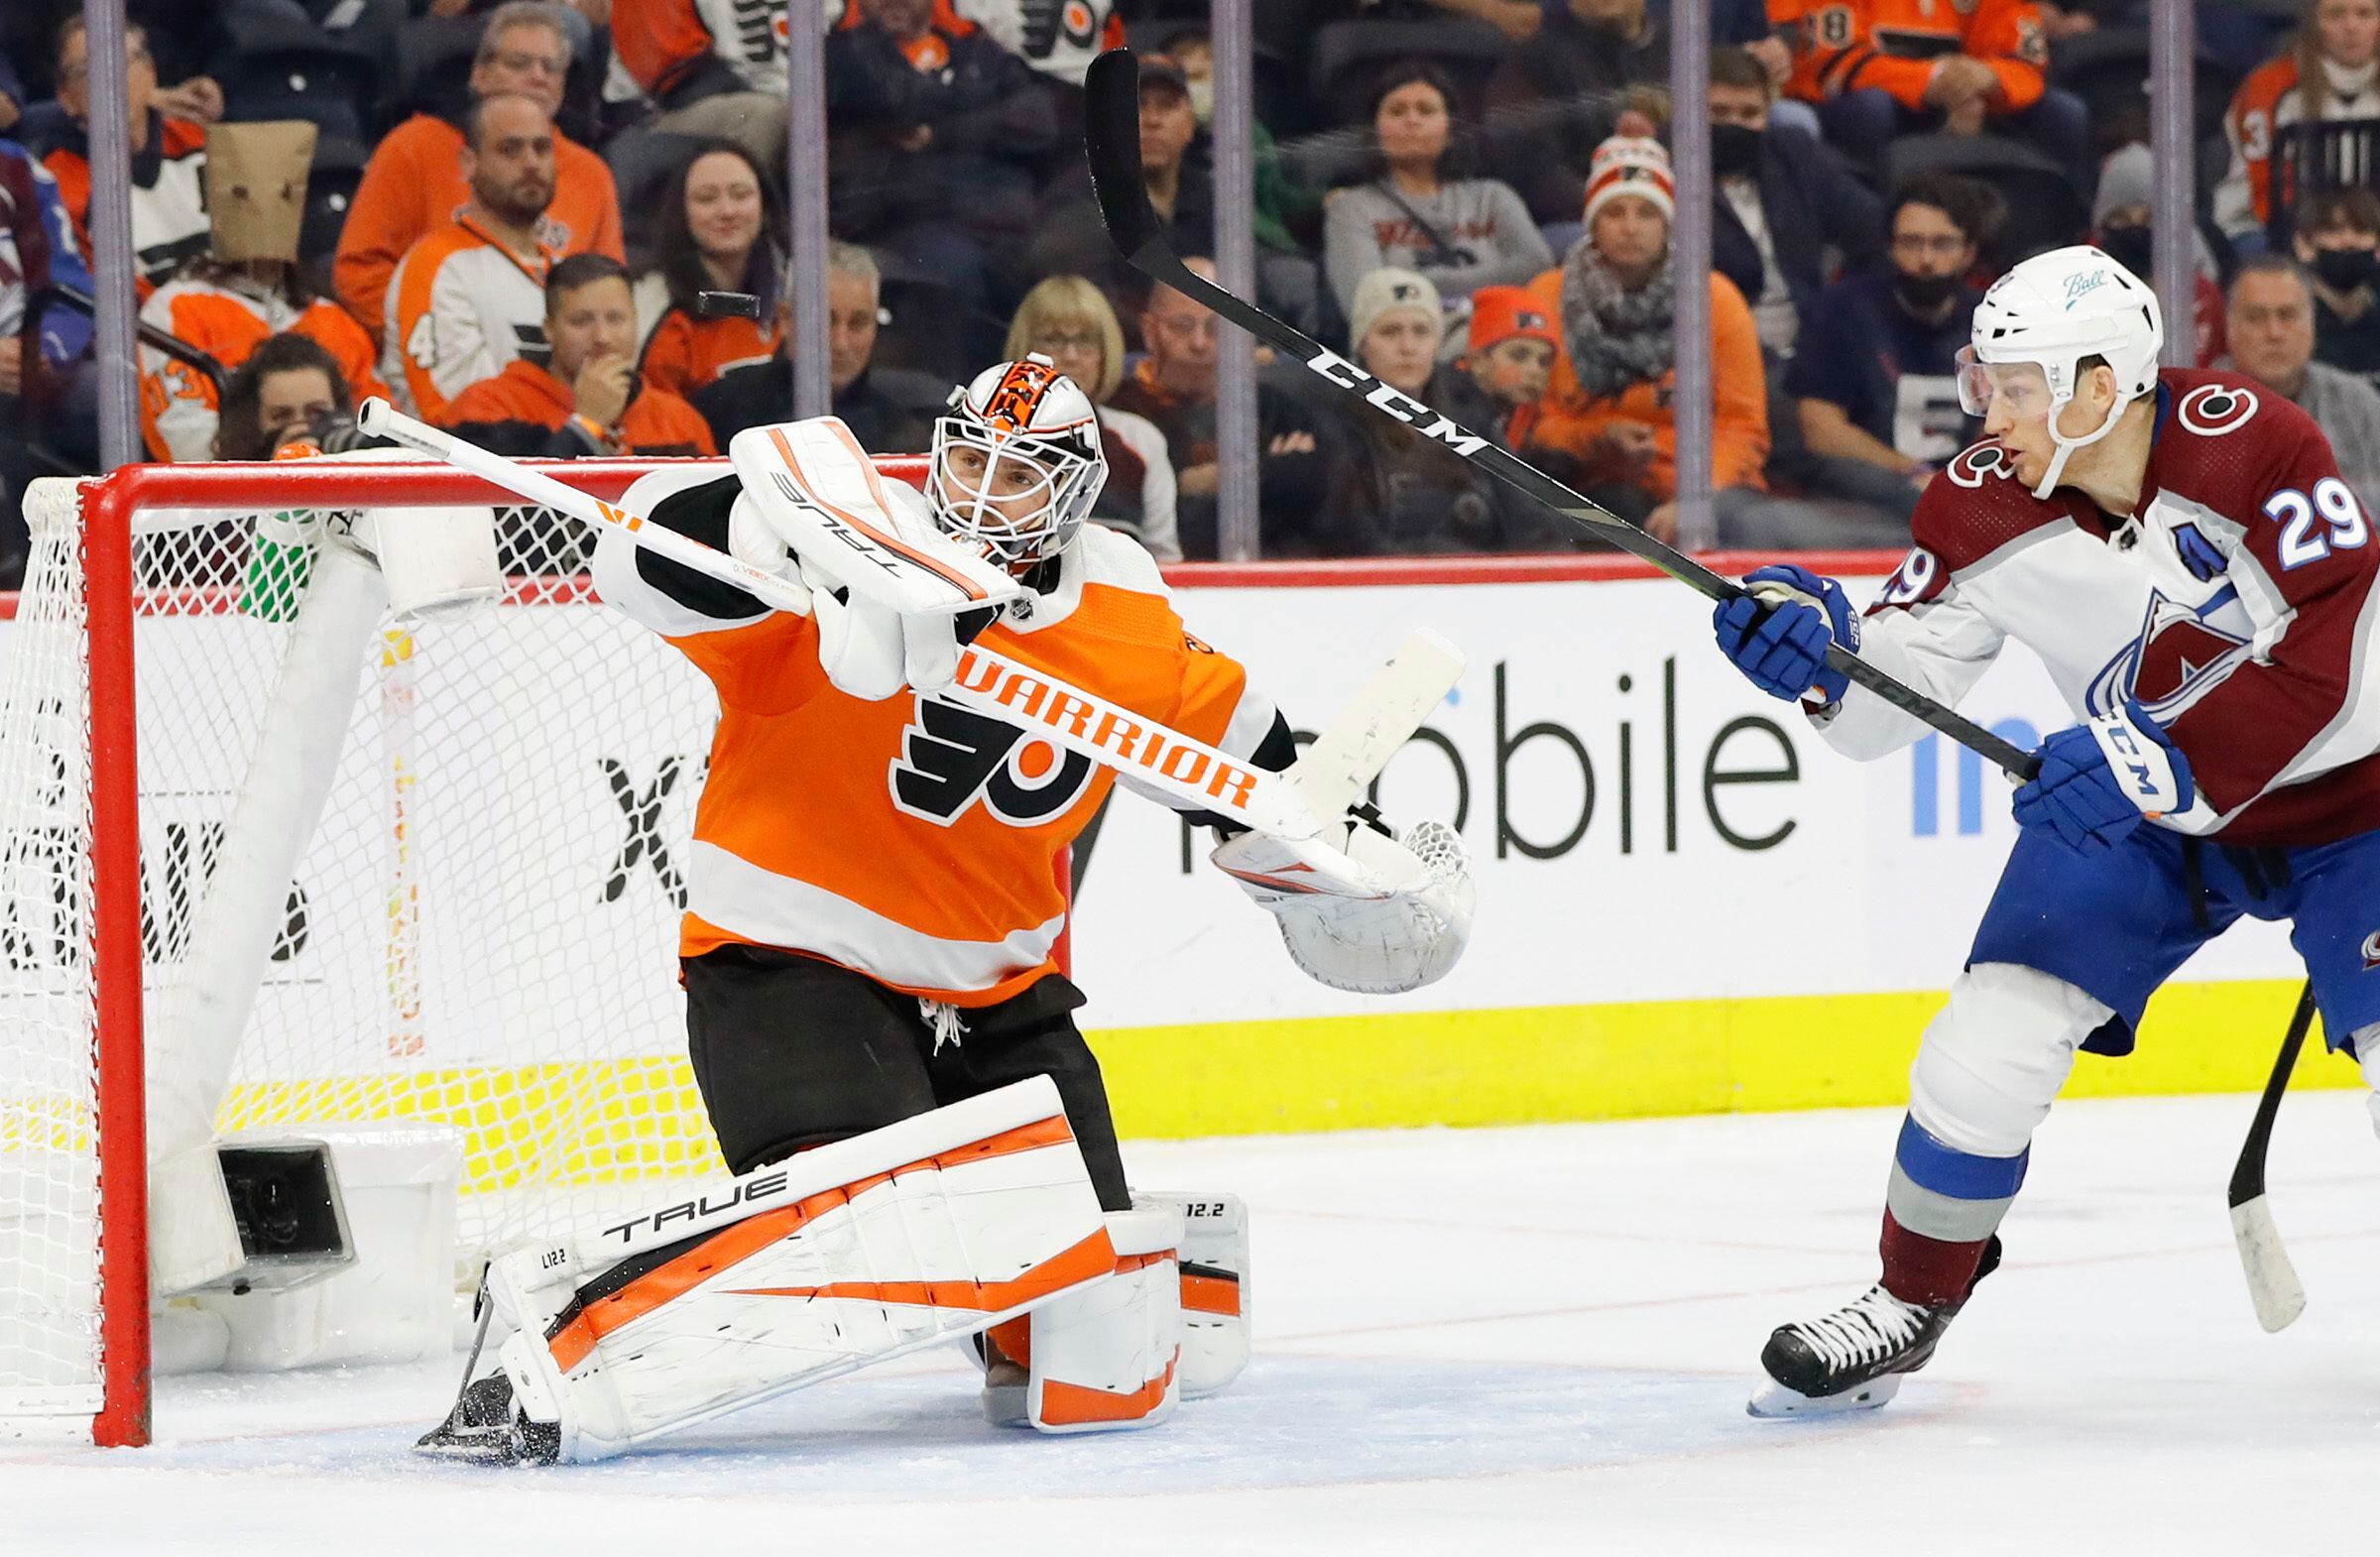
[[2227, 980, 2316, 1332], [357, 398, 1320, 837], [1079, 50, 2038, 784]]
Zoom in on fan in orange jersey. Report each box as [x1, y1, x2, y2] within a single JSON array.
[[333, 1, 623, 338], [417, 355, 1472, 1463], [42, 17, 207, 299], [138, 122, 392, 463], [1773, 0, 2084, 177], [2212, 0, 2380, 247], [385, 94, 564, 427], [633, 143, 782, 398], [446, 254, 716, 456]]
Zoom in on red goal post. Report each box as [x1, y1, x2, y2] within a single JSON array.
[[0, 456, 950, 1447]]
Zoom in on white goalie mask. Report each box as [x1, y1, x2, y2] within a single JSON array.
[[929, 356, 1108, 573], [1955, 244, 2163, 498]]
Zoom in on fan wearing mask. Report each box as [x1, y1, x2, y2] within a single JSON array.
[[2089, 143, 2226, 367], [2292, 186, 2380, 391], [1783, 173, 1990, 529], [1706, 46, 1884, 364]]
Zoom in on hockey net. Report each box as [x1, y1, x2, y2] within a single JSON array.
[[0, 456, 917, 1443]]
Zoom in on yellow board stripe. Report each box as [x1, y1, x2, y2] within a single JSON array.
[[125, 976, 2348, 1200], [1097, 977, 2352, 1138]]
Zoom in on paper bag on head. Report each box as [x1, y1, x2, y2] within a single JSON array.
[[205, 121, 317, 264]]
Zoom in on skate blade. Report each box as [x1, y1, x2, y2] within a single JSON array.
[[414, 1424, 529, 1465], [1745, 1372, 1905, 1419]]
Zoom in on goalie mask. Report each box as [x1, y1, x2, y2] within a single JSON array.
[[930, 356, 1108, 573]]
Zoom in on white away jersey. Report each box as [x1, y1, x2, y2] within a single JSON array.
[[1821, 367, 2380, 845]]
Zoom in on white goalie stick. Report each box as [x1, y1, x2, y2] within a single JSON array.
[[2228, 980, 2316, 1331], [355, 400, 1445, 840], [1079, 50, 2038, 787], [1288, 630, 1465, 820]]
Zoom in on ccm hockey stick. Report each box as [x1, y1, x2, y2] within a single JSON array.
[[356, 397, 1320, 837], [2228, 980, 2317, 1331], [1080, 50, 2038, 783]]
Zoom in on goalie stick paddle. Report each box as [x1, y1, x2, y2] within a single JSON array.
[[2227, 979, 2316, 1333], [1080, 50, 2038, 783]]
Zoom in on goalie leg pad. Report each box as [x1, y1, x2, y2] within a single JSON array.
[[1135, 1190, 1250, 1399], [1024, 1207, 1184, 1435], [483, 1076, 1116, 1463]]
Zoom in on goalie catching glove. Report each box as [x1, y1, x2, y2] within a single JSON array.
[[726, 416, 1020, 701], [1211, 809, 1475, 994]]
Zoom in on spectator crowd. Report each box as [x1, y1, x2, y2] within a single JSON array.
[[3, 0, 2380, 576]]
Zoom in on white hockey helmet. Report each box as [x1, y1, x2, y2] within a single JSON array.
[[929, 355, 1108, 572], [1957, 243, 2163, 498]]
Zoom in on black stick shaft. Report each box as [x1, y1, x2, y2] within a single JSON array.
[[1080, 51, 2039, 782], [2228, 980, 2318, 1209]]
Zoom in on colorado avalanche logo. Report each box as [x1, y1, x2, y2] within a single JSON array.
[[2085, 587, 2252, 719], [2176, 385, 2259, 437], [1948, 442, 2014, 489]]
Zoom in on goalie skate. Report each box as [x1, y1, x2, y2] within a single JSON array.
[[1747, 1237, 2000, 1419]]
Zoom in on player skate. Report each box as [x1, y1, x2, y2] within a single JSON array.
[[1748, 1239, 2000, 1418], [1714, 242, 2380, 1413]]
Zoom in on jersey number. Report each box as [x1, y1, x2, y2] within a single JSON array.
[[2263, 477, 2369, 569], [406, 312, 437, 372]]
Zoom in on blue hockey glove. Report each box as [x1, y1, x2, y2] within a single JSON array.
[[1711, 564, 1856, 706], [2011, 700, 2196, 853]]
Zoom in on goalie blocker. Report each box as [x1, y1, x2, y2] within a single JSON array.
[[422, 1079, 1250, 1463]]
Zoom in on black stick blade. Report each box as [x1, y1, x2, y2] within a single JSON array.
[[1083, 49, 1171, 272], [2227, 981, 2319, 1208]]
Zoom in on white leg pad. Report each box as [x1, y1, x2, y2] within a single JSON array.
[[1025, 1207, 1184, 1435], [1906, 963, 2111, 1157], [487, 1076, 1115, 1463], [1135, 1189, 1250, 1398]]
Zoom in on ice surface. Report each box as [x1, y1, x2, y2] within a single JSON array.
[[4, 1093, 2371, 1555]]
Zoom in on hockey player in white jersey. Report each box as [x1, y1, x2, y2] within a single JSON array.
[[1710, 246, 2380, 1415]]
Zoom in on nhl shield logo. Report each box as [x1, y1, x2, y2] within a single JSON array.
[[2363, 930, 2380, 970]]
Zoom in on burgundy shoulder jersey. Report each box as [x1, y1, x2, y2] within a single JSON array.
[[1819, 367, 2380, 846]]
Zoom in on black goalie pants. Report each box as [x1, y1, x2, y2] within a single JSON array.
[[682, 944, 1130, 1212]]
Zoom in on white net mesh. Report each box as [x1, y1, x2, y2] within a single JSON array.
[[1, 461, 735, 1424]]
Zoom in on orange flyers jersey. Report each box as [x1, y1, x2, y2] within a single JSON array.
[[385, 214, 559, 426], [590, 464, 1279, 1007], [637, 304, 780, 396], [2218, 58, 2309, 232], [45, 115, 208, 300], [947, 0, 1128, 86], [1775, 0, 2048, 112], [137, 277, 393, 461], [332, 113, 623, 339]]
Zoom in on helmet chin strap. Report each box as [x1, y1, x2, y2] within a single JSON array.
[[2027, 382, 2129, 499]]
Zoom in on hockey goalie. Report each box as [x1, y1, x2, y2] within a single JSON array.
[[416, 357, 1474, 1463]]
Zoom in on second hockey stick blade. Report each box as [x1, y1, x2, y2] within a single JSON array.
[[2227, 980, 2316, 1332], [1080, 50, 2038, 782]]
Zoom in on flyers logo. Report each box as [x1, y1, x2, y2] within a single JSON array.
[[891, 698, 1094, 827], [981, 360, 1059, 431]]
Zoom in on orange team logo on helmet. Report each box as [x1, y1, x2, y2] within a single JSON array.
[[980, 360, 1060, 433]]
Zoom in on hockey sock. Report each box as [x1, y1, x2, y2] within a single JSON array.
[[1879, 1115, 2027, 1306]]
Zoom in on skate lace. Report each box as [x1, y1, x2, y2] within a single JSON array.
[[1792, 1285, 1926, 1373], [920, 998, 966, 1053]]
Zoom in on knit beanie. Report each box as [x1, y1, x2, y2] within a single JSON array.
[[1583, 130, 1676, 228], [1348, 266, 1444, 350]]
